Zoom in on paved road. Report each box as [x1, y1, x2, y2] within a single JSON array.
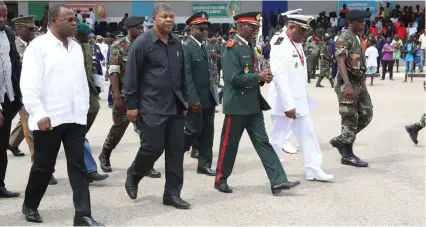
[[0, 76, 424, 226]]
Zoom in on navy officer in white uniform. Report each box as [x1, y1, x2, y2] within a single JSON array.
[[268, 12, 334, 182]]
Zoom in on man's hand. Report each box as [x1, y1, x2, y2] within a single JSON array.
[[38, 117, 53, 131], [191, 102, 201, 112], [285, 109, 296, 119], [113, 96, 126, 114], [259, 69, 273, 83], [127, 109, 139, 123], [0, 111, 3, 128], [344, 84, 354, 100]]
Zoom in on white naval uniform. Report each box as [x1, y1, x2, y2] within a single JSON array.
[[268, 30, 324, 175]]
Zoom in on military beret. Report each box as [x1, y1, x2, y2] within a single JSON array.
[[12, 16, 36, 29], [233, 12, 261, 26], [346, 9, 370, 21], [76, 22, 92, 35], [186, 11, 210, 25], [123, 16, 145, 28]]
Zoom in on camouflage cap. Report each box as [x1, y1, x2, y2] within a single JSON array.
[[12, 16, 36, 29]]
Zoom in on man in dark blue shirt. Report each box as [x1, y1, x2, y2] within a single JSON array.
[[375, 33, 386, 73]]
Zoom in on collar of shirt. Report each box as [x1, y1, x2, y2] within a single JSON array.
[[149, 29, 176, 44], [46, 31, 76, 51], [191, 36, 202, 46], [235, 34, 248, 45], [17, 37, 28, 46]]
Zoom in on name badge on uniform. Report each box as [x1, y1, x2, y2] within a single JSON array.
[[295, 62, 298, 68], [244, 64, 249, 73]]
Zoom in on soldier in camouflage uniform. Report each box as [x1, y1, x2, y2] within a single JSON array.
[[330, 10, 372, 168], [209, 37, 221, 86], [98, 17, 161, 178], [316, 33, 334, 88], [307, 36, 320, 81]]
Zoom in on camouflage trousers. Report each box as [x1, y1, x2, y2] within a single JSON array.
[[102, 101, 130, 153], [212, 62, 220, 86], [417, 114, 426, 128], [318, 62, 333, 85], [335, 83, 374, 144]]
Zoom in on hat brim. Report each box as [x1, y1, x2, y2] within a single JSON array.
[[289, 21, 313, 31], [190, 21, 211, 26]]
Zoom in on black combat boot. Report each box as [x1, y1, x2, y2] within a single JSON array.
[[405, 123, 423, 145], [99, 150, 112, 173], [190, 142, 199, 159], [315, 78, 324, 87], [341, 143, 369, 167]]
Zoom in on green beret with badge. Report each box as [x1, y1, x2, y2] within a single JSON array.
[[76, 22, 92, 35]]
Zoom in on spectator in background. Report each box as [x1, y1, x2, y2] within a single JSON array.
[[378, 7, 385, 18], [407, 22, 417, 37], [413, 5, 423, 16], [384, 2, 392, 19], [382, 37, 394, 80], [76, 9, 83, 22], [375, 33, 386, 72], [369, 22, 378, 38], [365, 8, 372, 34], [392, 5, 401, 18], [340, 4, 349, 15], [383, 21, 394, 38], [375, 17, 383, 32], [419, 30, 426, 70], [365, 39, 379, 86], [392, 34, 403, 72], [361, 34, 368, 52], [88, 8, 96, 28], [406, 6, 414, 23], [397, 22, 407, 41], [403, 35, 416, 82], [261, 40, 271, 61]]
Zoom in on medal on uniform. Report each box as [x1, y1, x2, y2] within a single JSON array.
[[244, 64, 249, 73], [295, 62, 298, 68]]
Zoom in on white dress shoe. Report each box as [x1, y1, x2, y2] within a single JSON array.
[[282, 142, 298, 154], [306, 171, 334, 181]]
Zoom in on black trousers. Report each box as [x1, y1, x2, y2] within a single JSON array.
[[184, 108, 215, 168], [382, 60, 394, 79], [24, 123, 91, 217], [0, 95, 21, 187], [129, 113, 184, 198]]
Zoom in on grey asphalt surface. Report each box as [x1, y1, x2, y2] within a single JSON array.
[[0, 74, 424, 226]]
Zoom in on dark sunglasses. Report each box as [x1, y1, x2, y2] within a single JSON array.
[[56, 17, 78, 23]]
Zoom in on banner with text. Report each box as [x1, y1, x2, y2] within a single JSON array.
[[192, 2, 240, 18], [67, 3, 107, 19], [337, 0, 394, 17]]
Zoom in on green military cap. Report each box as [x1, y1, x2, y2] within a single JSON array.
[[114, 31, 124, 38], [12, 15, 36, 29], [123, 16, 145, 28], [76, 22, 92, 35], [345, 9, 370, 21], [233, 12, 261, 26], [186, 11, 211, 25]]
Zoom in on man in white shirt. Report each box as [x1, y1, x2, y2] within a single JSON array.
[[76, 9, 83, 22], [419, 30, 426, 72], [0, 1, 23, 199], [89, 8, 96, 27], [20, 5, 103, 226], [269, 11, 334, 182], [407, 22, 417, 37]]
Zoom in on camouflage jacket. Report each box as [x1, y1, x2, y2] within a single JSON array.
[[308, 41, 320, 56], [320, 42, 331, 62], [108, 36, 132, 96], [335, 30, 366, 80]]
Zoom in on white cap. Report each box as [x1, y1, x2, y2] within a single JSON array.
[[287, 14, 314, 30], [281, 9, 303, 16]]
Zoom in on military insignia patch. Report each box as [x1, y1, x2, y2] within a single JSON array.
[[238, 41, 243, 46], [202, 13, 206, 19], [295, 62, 298, 68], [274, 37, 284, 45], [226, 39, 236, 48], [244, 64, 249, 73], [306, 18, 312, 25], [256, 13, 261, 21]]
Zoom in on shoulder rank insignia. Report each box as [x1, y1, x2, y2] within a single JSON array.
[[274, 37, 284, 45], [238, 41, 243, 46], [244, 64, 249, 73], [226, 39, 236, 48]]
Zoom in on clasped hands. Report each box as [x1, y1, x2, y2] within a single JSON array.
[[259, 69, 273, 83]]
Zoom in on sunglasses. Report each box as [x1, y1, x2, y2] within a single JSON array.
[[56, 17, 78, 23]]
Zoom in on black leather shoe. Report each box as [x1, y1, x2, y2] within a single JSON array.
[[190, 148, 199, 159], [214, 183, 233, 193], [197, 167, 216, 176], [22, 204, 42, 223], [8, 145, 25, 157], [146, 168, 161, 178], [88, 172, 109, 183], [73, 216, 104, 226], [125, 172, 138, 200], [271, 181, 300, 195], [341, 143, 369, 167], [99, 151, 112, 173], [163, 196, 191, 209], [49, 175, 58, 185], [0, 187, 20, 198]]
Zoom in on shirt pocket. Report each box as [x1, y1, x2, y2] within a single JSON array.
[[349, 53, 361, 69]]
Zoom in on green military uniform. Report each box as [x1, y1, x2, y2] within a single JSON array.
[[99, 16, 145, 172], [215, 12, 295, 195], [405, 82, 425, 145], [330, 9, 373, 168], [316, 34, 334, 88], [182, 12, 219, 173], [307, 39, 320, 79]]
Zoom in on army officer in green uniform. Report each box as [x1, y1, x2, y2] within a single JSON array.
[[182, 12, 218, 176], [215, 12, 300, 195]]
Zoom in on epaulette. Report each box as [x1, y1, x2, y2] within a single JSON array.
[[226, 39, 236, 48], [274, 37, 284, 45]]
